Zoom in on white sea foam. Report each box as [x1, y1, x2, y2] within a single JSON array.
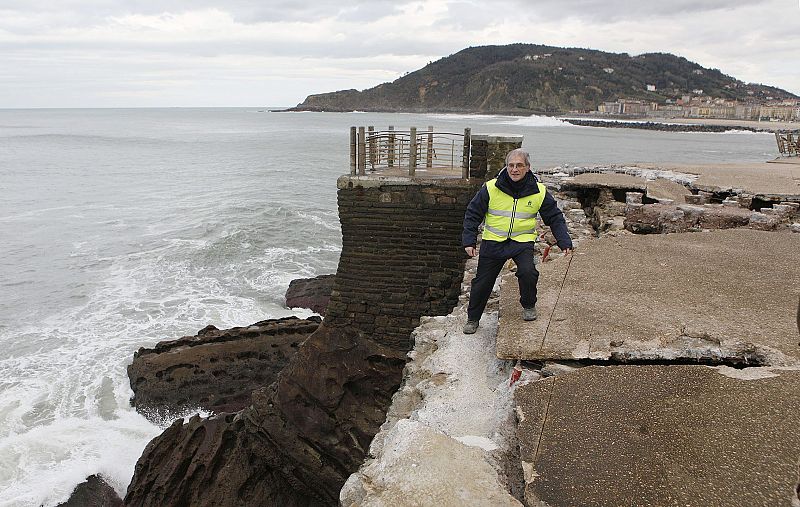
[[0, 223, 338, 505], [0, 412, 159, 506], [493, 115, 573, 127]]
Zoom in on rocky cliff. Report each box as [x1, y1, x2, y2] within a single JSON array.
[[124, 177, 479, 506]]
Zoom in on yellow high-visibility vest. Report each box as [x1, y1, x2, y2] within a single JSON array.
[[482, 178, 547, 242]]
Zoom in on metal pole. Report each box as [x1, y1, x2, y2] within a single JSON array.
[[368, 126, 375, 170], [426, 125, 433, 168], [358, 127, 366, 176], [409, 127, 417, 177], [350, 126, 357, 175], [462, 127, 471, 179], [388, 126, 395, 168]]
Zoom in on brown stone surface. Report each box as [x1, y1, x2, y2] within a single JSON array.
[[624, 203, 752, 234], [125, 180, 478, 506], [285, 273, 335, 315], [56, 475, 123, 507], [496, 229, 800, 365], [128, 316, 319, 420], [515, 365, 800, 507]]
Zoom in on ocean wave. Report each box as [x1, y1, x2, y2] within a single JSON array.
[[492, 115, 573, 127], [0, 411, 160, 506], [0, 219, 339, 503]]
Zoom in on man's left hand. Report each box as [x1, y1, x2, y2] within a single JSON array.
[[562, 248, 573, 255]]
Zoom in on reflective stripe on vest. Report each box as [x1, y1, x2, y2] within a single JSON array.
[[482, 178, 547, 242]]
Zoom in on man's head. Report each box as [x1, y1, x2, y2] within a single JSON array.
[[505, 148, 531, 182]]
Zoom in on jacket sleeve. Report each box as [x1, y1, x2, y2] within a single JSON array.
[[538, 191, 573, 250], [462, 185, 489, 247]]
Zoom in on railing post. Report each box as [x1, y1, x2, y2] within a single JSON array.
[[388, 126, 395, 168], [358, 127, 366, 176], [368, 126, 375, 170], [426, 126, 433, 168], [409, 127, 417, 177], [350, 126, 357, 175], [462, 128, 471, 179]]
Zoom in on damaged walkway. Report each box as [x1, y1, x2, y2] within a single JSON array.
[[497, 229, 800, 365], [499, 229, 800, 506]]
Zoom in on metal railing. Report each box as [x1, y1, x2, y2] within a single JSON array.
[[350, 126, 470, 178], [776, 131, 799, 157]]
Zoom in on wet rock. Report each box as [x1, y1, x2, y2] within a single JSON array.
[[128, 316, 319, 420], [56, 475, 123, 507], [285, 274, 335, 315], [124, 325, 408, 507]]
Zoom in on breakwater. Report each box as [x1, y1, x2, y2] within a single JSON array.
[[562, 118, 761, 132]]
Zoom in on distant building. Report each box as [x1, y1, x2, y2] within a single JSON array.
[[646, 84, 656, 91], [603, 67, 614, 74]]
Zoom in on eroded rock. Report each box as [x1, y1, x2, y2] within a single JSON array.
[[56, 475, 123, 507], [128, 316, 319, 421], [285, 274, 335, 315]]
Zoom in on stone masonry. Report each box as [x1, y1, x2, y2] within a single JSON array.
[[470, 134, 523, 180]]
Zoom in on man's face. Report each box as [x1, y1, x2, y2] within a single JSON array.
[[507, 154, 530, 182]]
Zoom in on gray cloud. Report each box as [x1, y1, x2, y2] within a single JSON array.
[[0, 0, 797, 107]]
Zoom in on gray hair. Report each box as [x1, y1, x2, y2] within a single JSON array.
[[505, 148, 531, 167]]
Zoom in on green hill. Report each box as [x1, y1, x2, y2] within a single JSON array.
[[291, 44, 797, 114]]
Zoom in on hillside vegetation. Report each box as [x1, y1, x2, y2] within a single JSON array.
[[292, 44, 797, 114]]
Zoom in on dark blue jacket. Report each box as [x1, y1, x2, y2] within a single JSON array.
[[462, 169, 573, 250]]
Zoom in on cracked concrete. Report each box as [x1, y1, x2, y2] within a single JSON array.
[[515, 365, 800, 507], [497, 229, 800, 366]]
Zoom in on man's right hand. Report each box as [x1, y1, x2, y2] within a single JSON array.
[[464, 246, 477, 257]]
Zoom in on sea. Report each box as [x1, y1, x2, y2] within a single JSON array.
[[0, 108, 777, 506]]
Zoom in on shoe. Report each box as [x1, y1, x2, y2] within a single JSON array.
[[522, 307, 537, 321], [463, 320, 479, 334]]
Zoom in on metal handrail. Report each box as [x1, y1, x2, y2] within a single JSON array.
[[350, 126, 471, 178]]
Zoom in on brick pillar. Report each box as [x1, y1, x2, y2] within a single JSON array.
[[329, 175, 481, 349], [469, 134, 524, 181]]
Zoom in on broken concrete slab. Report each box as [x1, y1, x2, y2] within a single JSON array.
[[637, 162, 800, 202], [341, 419, 522, 507], [561, 173, 691, 203], [496, 229, 800, 365], [514, 365, 800, 507]]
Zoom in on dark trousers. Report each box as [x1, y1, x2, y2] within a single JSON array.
[[467, 240, 539, 322]]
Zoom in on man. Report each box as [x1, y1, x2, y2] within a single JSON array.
[[462, 148, 573, 334]]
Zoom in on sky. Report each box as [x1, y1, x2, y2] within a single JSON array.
[[1, 0, 799, 108]]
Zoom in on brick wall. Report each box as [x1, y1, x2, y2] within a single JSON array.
[[326, 177, 481, 350]]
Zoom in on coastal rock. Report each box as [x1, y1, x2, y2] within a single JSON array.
[[125, 179, 477, 506], [128, 316, 319, 420], [56, 475, 123, 507], [285, 273, 335, 315]]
